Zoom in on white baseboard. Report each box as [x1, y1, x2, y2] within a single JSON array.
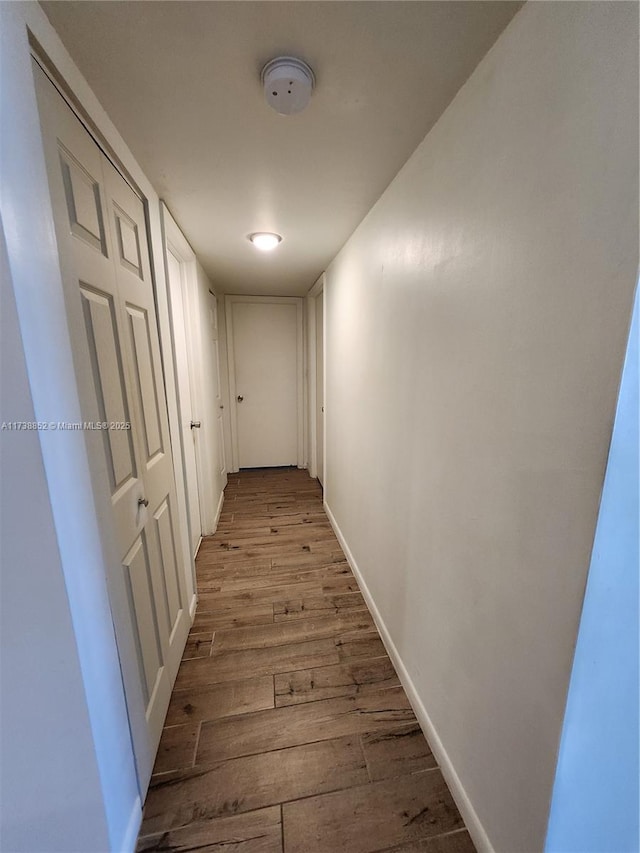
[[189, 592, 198, 622], [118, 795, 142, 853], [213, 489, 224, 533], [324, 499, 495, 853]]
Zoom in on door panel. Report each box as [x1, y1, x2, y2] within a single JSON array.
[[80, 286, 136, 491], [59, 146, 107, 254], [114, 206, 143, 277], [34, 62, 189, 792], [126, 304, 163, 460], [123, 535, 162, 703], [154, 498, 182, 636]]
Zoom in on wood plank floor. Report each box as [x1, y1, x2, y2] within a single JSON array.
[[137, 468, 475, 853]]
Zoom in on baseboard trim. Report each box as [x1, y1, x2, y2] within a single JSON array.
[[118, 794, 142, 853], [324, 498, 495, 853], [194, 535, 203, 557], [213, 489, 224, 533], [189, 593, 198, 622]]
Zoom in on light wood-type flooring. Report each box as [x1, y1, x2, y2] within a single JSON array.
[[137, 468, 475, 853]]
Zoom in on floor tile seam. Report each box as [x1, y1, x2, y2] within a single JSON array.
[[137, 804, 282, 841], [279, 803, 285, 853], [210, 629, 380, 654], [206, 536, 339, 546], [270, 651, 393, 680], [196, 557, 342, 569], [167, 654, 395, 697], [144, 758, 377, 827], [207, 525, 303, 533], [139, 760, 442, 824], [194, 718, 423, 765], [276, 764, 443, 811], [214, 575, 355, 593], [377, 827, 473, 853], [209, 614, 371, 633], [210, 609, 371, 633], [358, 731, 373, 783], [193, 730, 390, 767], [200, 555, 343, 568], [262, 765, 444, 813], [191, 720, 202, 770], [209, 579, 355, 595], [193, 690, 411, 730], [200, 560, 351, 574], [198, 550, 340, 562], [214, 519, 330, 530], [273, 682, 404, 710], [272, 609, 370, 624], [196, 570, 351, 586], [168, 674, 278, 694]]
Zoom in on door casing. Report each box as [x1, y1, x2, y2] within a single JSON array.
[[306, 274, 325, 484]]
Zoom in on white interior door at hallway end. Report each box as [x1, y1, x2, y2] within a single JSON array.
[[228, 298, 302, 469], [34, 62, 190, 791]]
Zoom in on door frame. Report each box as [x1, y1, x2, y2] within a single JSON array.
[[225, 294, 304, 472], [161, 204, 208, 562], [306, 274, 325, 483]]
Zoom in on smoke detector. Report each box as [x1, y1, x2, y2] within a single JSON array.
[[261, 56, 315, 116]]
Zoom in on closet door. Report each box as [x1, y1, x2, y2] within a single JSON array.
[[33, 61, 189, 791]]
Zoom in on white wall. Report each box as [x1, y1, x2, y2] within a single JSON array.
[[0, 216, 111, 851], [324, 4, 638, 852]]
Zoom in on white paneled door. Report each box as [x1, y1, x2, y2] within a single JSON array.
[[164, 247, 202, 557], [227, 297, 303, 470], [34, 63, 189, 791], [209, 291, 227, 484]]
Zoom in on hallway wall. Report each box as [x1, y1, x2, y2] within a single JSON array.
[[323, 3, 639, 852], [0, 216, 112, 851]]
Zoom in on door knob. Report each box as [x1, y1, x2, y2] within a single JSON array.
[[237, 395, 244, 403], [219, 405, 224, 409], [138, 497, 149, 507], [190, 420, 201, 429]]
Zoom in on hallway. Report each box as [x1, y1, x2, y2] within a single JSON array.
[[136, 469, 474, 853]]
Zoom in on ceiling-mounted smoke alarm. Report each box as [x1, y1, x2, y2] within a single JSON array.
[[261, 56, 315, 116]]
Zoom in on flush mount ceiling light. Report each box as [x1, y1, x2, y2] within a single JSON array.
[[261, 56, 315, 116], [248, 232, 282, 251]]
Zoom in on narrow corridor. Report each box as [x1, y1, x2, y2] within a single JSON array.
[[136, 468, 475, 853]]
